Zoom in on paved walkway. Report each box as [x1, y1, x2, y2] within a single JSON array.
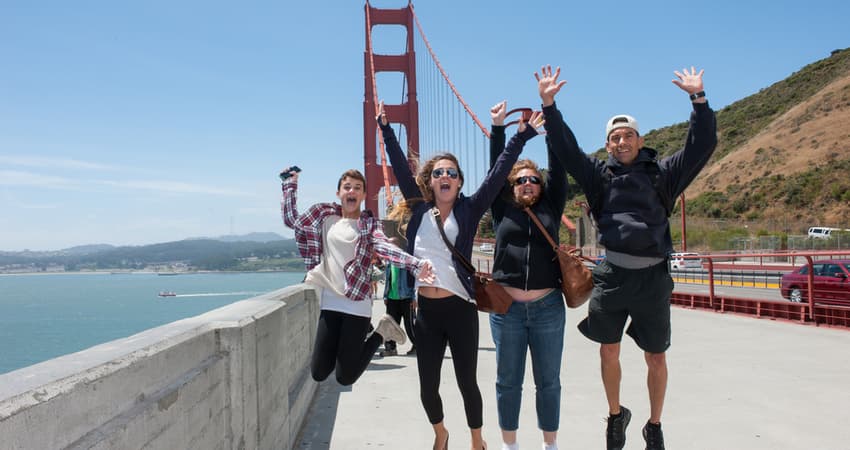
[[295, 299, 850, 449]]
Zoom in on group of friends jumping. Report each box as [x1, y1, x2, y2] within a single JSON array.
[[280, 65, 717, 450]]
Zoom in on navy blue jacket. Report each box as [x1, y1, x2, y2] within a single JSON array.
[[380, 121, 538, 297], [542, 101, 717, 258]]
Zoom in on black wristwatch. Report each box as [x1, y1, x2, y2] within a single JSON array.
[[689, 91, 706, 101]]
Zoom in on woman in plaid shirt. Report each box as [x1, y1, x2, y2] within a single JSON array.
[[281, 167, 434, 386]]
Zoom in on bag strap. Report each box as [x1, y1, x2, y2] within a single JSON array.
[[523, 207, 558, 250], [431, 208, 477, 274], [523, 207, 595, 262]]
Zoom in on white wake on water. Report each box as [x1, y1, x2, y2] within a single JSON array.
[[170, 291, 266, 298]]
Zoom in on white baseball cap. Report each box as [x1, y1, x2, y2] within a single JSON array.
[[605, 114, 640, 138]]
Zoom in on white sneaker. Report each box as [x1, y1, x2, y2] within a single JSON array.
[[502, 443, 519, 450], [542, 442, 558, 450], [374, 314, 406, 345]]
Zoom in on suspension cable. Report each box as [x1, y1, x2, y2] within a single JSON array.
[[410, 4, 490, 139]]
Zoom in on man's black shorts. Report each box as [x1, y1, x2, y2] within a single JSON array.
[[577, 259, 673, 353]]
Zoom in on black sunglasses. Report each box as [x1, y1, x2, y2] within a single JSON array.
[[431, 167, 459, 179], [514, 175, 541, 186]]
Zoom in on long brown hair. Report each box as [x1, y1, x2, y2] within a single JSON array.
[[387, 153, 464, 232], [416, 153, 464, 203]]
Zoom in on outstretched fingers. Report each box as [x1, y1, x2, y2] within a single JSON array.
[[376, 100, 388, 125], [536, 64, 566, 105], [672, 66, 705, 94], [529, 110, 545, 131], [534, 64, 553, 81]]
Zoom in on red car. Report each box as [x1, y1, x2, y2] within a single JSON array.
[[780, 259, 850, 306]]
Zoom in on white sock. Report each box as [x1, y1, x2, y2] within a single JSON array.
[[501, 443, 519, 450], [542, 442, 558, 450]]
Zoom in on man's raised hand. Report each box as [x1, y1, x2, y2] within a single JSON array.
[[672, 66, 705, 96]]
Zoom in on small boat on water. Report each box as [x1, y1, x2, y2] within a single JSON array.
[[158, 291, 177, 297]]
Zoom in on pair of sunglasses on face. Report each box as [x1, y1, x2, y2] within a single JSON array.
[[514, 175, 541, 186], [431, 167, 459, 179]]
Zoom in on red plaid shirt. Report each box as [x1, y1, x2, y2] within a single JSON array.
[[281, 180, 423, 301]]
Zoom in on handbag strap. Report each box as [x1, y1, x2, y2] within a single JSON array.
[[523, 207, 559, 250], [523, 207, 594, 263], [431, 208, 477, 274]]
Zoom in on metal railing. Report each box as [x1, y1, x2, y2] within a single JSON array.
[[670, 251, 850, 327], [474, 247, 850, 329]]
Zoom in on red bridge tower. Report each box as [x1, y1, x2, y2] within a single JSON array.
[[363, 2, 420, 215]]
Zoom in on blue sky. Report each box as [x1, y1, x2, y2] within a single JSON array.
[[1, 1, 847, 251]]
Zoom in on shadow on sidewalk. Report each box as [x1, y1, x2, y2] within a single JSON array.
[[295, 377, 350, 450]]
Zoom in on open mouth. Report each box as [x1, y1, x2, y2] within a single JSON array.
[[345, 197, 358, 205], [440, 182, 451, 192]]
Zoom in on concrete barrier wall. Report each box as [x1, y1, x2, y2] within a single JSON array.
[[0, 284, 320, 450]]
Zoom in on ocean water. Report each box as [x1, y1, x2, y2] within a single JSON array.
[[0, 271, 305, 375]]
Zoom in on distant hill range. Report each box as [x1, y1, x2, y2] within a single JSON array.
[[571, 47, 850, 231], [187, 232, 287, 243], [0, 233, 299, 272]]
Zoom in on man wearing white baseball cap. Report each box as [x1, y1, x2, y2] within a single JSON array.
[[535, 65, 717, 450]]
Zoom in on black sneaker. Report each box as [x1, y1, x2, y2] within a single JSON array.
[[379, 348, 398, 357], [606, 406, 631, 450], [642, 421, 665, 450]]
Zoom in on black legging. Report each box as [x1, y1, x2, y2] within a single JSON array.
[[384, 298, 415, 350], [311, 309, 382, 386], [415, 294, 482, 428]]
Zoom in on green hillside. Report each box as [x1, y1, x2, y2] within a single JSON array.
[[563, 47, 850, 232]]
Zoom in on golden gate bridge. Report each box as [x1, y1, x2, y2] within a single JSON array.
[[362, 1, 526, 215], [360, 1, 850, 329]]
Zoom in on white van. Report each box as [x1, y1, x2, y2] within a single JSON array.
[[808, 227, 846, 239], [478, 243, 494, 254], [670, 252, 702, 269]]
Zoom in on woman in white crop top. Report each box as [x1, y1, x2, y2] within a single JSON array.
[[378, 101, 543, 450]]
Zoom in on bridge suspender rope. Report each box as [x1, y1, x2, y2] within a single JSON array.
[[409, 4, 490, 140], [364, 5, 394, 209]]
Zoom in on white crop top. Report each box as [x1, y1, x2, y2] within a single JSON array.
[[413, 210, 471, 301]]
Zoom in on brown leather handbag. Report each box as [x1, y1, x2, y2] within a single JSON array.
[[432, 209, 512, 314], [524, 207, 594, 308]]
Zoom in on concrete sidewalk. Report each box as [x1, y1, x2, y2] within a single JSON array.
[[295, 300, 850, 449]]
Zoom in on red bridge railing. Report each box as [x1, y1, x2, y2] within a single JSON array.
[[473, 248, 850, 329]]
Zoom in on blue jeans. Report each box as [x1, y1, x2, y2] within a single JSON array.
[[490, 289, 565, 432]]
